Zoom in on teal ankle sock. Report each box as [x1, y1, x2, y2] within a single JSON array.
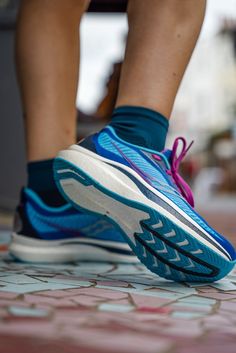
[[110, 106, 169, 151], [27, 159, 66, 207]]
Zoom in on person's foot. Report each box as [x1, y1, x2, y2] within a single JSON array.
[[54, 127, 236, 282], [9, 187, 137, 263]]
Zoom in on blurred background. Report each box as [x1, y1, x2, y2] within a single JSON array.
[[0, 0, 235, 242]]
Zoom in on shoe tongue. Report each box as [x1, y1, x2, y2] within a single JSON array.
[[162, 149, 173, 163]]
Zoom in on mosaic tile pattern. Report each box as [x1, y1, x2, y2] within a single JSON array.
[[0, 221, 236, 353]]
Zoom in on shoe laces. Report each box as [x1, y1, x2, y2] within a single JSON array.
[[152, 137, 195, 207]]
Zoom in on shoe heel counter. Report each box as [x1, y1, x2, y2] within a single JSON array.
[[13, 207, 23, 234], [14, 193, 39, 239]]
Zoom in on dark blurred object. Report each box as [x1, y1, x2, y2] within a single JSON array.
[[77, 61, 122, 139], [95, 62, 122, 119], [88, 0, 127, 13], [0, 0, 18, 29], [220, 19, 236, 57], [0, 0, 26, 210], [180, 158, 200, 187], [207, 128, 236, 194], [77, 110, 104, 139]]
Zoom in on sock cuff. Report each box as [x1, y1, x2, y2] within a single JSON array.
[[113, 106, 169, 129], [27, 159, 54, 174], [27, 158, 66, 206], [110, 105, 169, 152]]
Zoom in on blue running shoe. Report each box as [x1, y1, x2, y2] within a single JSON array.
[[9, 187, 137, 263], [54, 127, 236, 282]]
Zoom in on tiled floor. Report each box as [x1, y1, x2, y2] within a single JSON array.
[[0, 210, 235, 353]]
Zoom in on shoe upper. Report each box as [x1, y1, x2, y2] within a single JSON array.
[[79, 126, 236, 261], [13, 187, 126, 242]]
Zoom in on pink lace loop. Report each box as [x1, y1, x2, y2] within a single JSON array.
[[170, 137, 194, 207]]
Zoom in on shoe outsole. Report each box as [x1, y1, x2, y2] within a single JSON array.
[[54, 156, 235, 282]]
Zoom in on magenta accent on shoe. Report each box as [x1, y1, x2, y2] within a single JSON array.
[[153, 137, 195, 207], [152, 155, 161, 161]]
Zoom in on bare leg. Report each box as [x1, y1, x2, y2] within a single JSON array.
[[16, 0, 90, 161], [116, 0, 206, 118]]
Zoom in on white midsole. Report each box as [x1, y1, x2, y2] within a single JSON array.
[[11, 233, 131, 249], [57, 146, 229, 261], [9, 234, 137, 263]]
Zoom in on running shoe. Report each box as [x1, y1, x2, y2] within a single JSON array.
[[54, 126, 236, 282], [9, 187, 137, 263]]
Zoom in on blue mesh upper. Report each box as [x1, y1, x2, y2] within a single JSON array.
[[17, 188, 125, 242]]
